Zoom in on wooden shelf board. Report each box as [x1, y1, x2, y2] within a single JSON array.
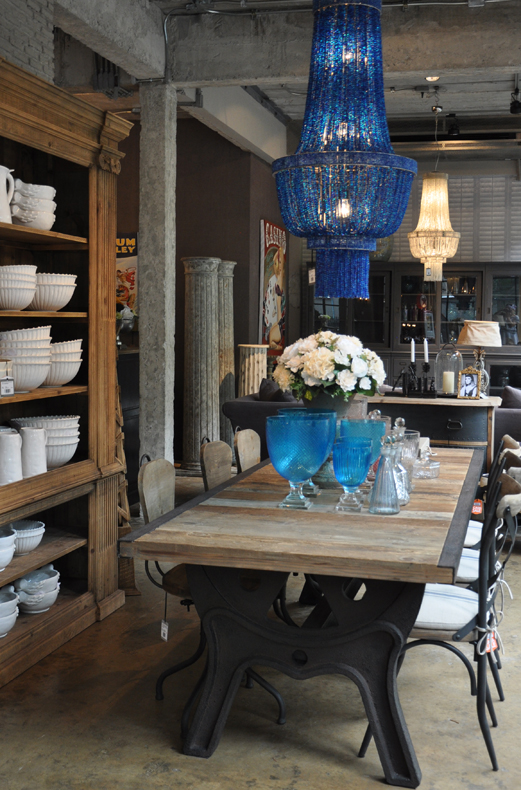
[[0, 221, 87, 248], [0, 384, 87, 404], [0, 311, 87, 318], [0, 529, 87, 587], [0, 460, 99, 518], [0, 591, 96, 687], [0, 481, 95, 527]]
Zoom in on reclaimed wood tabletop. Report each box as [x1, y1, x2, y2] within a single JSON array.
[[120, 447, 483, 585]]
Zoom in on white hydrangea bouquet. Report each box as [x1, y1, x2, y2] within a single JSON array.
[[273, 331, 386, 402]]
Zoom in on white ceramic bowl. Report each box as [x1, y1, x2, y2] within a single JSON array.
[[0, 543, 15, 572], [0, 285, 37, 310], [0, 339, 51, 349], [18, 585, 59, 614], [0, 526, 16, 547], [45, 428, 80, 439], [47, 352, 82, 362], [11, 207, 56, 231], [14, 179, 56, 201], [50, 340, 82, 352], [0, 274, 37, 284], [11, 360, 51, 392], [11, 415, 80, 429], [46, 440, 79, 468], [0, 265, 37, 275], [0, 347, 51, 358], [15, 565, 60, 594], [11, 520, 45, 556], [0, 608, 18, 637], [42, 359, 81, 387], [37, 273, 76, 284], [0, 590, 19, 618], [28, 283, 77, 311], [0, 325, 51, 341], [46, 435, 80, 446], [11, 193, 56, 213]]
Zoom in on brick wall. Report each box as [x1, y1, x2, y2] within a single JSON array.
[[0, 0, 54, 82]]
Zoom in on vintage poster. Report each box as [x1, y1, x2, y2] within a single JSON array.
[[259, 220, 287, 354], [116, 235, 138, 313]]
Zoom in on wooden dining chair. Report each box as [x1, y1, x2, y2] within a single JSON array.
[[200, 440, 233, 489], [234, 429, 261, 474]]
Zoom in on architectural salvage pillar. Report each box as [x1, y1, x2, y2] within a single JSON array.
[[217, 260, 237, 448], [182, 257, 220, 471], [138, 82, 177, 463], [238, 345, 267, 396]]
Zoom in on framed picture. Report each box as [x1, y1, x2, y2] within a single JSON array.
[[457, 366, 481, 399], [423, 310, 435, 339], [259, 220, 287, 355]]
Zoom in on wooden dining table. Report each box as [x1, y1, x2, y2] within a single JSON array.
[[120, 446, 483, 789]]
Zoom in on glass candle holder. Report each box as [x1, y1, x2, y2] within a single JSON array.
[[277, 408, 336, 496], [435, 343, 463, 394]]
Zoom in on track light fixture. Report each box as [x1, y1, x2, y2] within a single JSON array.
[[447, 113, 460, 137], [511, 87, 521, 115]]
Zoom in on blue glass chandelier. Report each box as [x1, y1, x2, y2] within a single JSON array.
[[272, 0, 417, 298]]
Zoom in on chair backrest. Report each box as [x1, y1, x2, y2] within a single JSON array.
[[138, 459, 176, 524], [200, 441, 232, 491], [234, 429, 261, 474]]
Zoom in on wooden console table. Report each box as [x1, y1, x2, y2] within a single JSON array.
[[368, 395, 501, 468]]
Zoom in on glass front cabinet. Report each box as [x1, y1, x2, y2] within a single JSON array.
[[304, 261, 520, 391]]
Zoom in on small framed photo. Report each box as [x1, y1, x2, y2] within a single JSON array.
[[457, 366, 481, 399]]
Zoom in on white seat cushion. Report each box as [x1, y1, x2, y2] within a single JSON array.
[[464, 519, 483, 547], [415, 583, 479, 631], [456, 548, 479, 583]]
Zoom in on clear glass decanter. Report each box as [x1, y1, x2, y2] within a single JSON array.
[[368, 437, 400, 515]]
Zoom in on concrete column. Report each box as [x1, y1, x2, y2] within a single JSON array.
[[182, 257, 221, 471], [138, 82, 177, 463], [217, 260, 237, 448], [237, 345, 268, 396]]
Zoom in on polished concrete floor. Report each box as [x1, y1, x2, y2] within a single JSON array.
[[1, 479, 521, 790]]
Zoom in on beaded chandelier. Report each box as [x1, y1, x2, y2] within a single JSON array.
[[272, 0, 417, 298], [408, 171, 460, 282]]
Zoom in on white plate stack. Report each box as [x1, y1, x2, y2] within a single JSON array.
[[0, 264, 37, 310], [10, 415, 80, 468], [0, 325, 51, 391], [10, 180, 56, 232], [43, 339, 83, 386], [28, 272, 77, 311]]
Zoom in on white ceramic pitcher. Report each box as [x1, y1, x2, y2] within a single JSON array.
[[0, 431, 23, 486], [20, 427, 47, 478], [0, 166, 15, 224]]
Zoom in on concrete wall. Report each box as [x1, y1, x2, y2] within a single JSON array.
[[0, 0, 54, 82]]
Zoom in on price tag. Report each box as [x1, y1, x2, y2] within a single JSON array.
[[485, 633, 498, 653], [0, 377, 14, 397], [308, 268, 316, 284], [160, 619, 169, 642]]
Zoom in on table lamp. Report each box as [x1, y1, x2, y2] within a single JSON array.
[[456, 320, 502, 395]]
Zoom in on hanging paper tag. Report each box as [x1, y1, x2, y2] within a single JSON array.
[[485, 633, 498, 653], [0, 377, 14, 397], [472, 499, 483, 517], [308, 268, 316, 284], [160, 619, 169, 642]]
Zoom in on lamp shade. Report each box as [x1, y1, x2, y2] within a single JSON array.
[[456, 320, 502, 347], [408, 172, 460, 281]]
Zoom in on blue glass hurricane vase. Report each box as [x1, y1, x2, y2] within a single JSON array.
[[272, 0, 417, 299], [332, 437, 372, 512], [266, 415, 332, 509], [278, 408, 336, 496]]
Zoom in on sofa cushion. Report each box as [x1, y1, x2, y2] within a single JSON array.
[[500, 385, 521, 409], [258, 378, 280, 401]]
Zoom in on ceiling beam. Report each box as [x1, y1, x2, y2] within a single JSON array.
[[167, 1, 521, 87]]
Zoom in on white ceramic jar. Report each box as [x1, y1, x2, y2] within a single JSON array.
[[19, 426, 47, 478], [0, 431, 22, 485]]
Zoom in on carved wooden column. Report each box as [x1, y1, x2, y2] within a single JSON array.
[[217, 260, 237, 449], [182, 257, 220, 471], [237, 344, 268, 396]]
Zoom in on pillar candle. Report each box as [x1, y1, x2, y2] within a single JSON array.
[[442, 371, 455, 393], [424, 338, 429, 363], [410, 339, 415, 362]]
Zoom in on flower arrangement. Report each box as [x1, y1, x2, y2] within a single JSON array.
[[273, 331, 386, 401]]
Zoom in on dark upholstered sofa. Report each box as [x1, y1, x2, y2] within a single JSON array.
[[222, 379, 302, 459], [494, 386, 521, 453]]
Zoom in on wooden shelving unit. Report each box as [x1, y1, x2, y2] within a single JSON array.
[[0, 58, 132, 687]]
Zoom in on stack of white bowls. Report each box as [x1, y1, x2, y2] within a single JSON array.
[[0, 264, 37, 310], [10, 415, 80, 468], [10, 179, 56, 232], [28, 273, 77, 311], [0, 586, 19, 638], [0, 325, 51, 391], [0, 526, 16, 572], [43, 339, 83, 387], [10, 519, 45, 556], [14, 564, 60, 614]]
